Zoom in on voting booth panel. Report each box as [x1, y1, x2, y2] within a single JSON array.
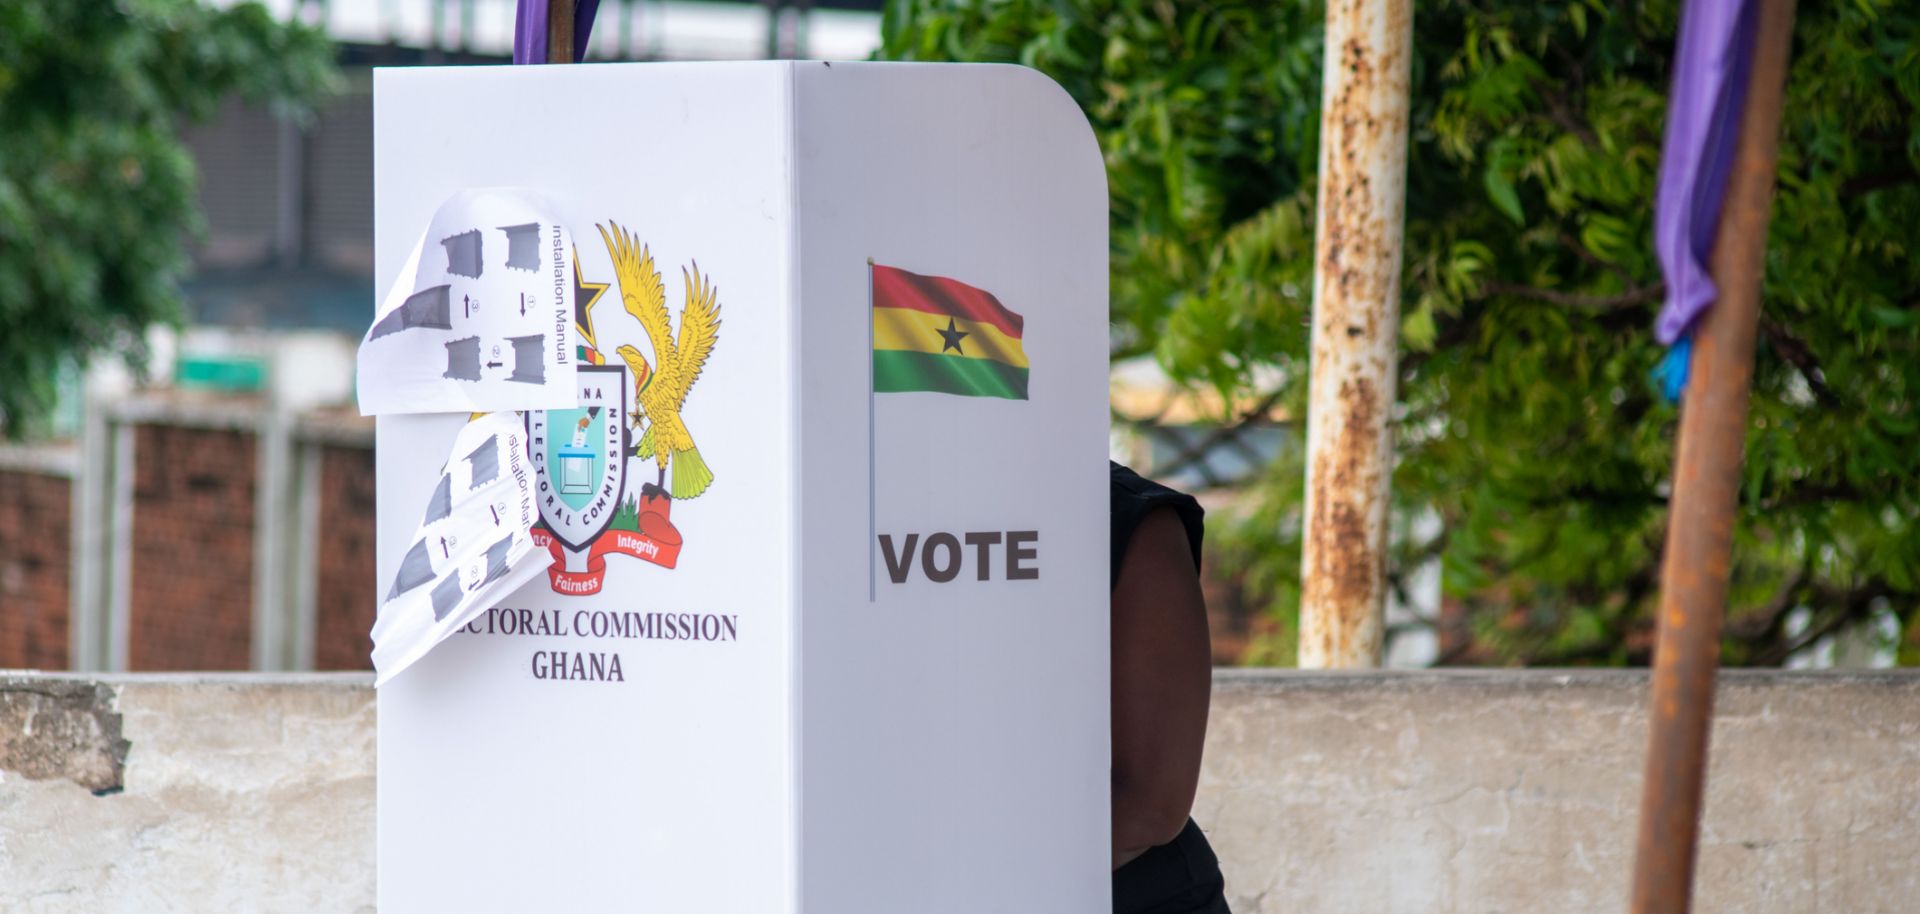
[[790, 64, 1111, 912], [374, 62, 1107, 913]]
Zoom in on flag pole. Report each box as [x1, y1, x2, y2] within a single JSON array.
[[1629, 0, 1797, 910], [867, 257, 877, 602], [545, 0, 575, 64]]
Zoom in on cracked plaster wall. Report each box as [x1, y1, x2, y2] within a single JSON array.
[[1, 670, 1914, 913], [1198, 670, 1920, 914], [0, 674, 373, 914]]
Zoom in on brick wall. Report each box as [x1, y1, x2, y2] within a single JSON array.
[[129, 425, 256, 671], [313, 445, 376, 670], [0, 470, 72, 669]]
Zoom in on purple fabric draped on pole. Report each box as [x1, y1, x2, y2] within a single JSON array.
[[513, 0, 602, 65], [1652, 0, 1761, 346]]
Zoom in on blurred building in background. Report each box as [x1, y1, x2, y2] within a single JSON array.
[[0, 0, 882, 675]]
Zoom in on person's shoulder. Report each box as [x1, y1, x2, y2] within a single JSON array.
[[1110, 460, 1155, 497], [1110, 461, 1200, 513], [1109, 461, 1205, 588]]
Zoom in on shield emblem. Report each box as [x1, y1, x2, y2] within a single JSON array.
[[528, 363, 630, 552]]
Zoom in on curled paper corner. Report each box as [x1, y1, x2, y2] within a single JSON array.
[[371, 411, 546, 686], [358, 187, 580, 417]]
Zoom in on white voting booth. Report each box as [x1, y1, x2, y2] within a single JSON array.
[[373, 62, 1110, 911]]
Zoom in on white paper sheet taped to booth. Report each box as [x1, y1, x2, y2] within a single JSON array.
[[357, 188, 579, 416], [370, 411, 547, 685]]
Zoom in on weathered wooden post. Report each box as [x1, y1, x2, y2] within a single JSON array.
[[1299, 0, 1413, 669]]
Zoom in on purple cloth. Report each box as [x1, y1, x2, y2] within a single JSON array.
[[1652, 0, 1760, 345], [513, 0, 601, 65]]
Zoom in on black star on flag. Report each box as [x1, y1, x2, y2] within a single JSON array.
[[936, 317, 969, 355]]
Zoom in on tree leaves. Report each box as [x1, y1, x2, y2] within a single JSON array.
[[0, 1, 337, 437], [887, 0, 1920, 665]]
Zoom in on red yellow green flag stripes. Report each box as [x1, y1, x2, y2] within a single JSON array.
[[870, 263, 1028, 400]]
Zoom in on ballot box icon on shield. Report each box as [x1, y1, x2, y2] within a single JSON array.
[[559, 413, 596, 496]]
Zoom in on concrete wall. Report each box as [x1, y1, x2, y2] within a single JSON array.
[[1, 670, 1914, 913], [0, 674, 373, 913], [1197, 670, 1920, 913]]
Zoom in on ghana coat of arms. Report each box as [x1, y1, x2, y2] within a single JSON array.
[[527, 222, 721, 595]]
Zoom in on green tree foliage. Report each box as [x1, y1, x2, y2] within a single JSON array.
[[881, 0, 1920, 664], [0, 1, 336, 436]]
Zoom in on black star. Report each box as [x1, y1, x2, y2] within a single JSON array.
[[936, 317, 969, 355], [573, 250, 611, 348]]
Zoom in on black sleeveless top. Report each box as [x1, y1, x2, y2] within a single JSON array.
[[1109, 461, 1206, 592], [1109, 463, 1231, 914]]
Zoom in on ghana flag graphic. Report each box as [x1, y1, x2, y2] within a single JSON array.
[[871, 263, 1028, 400]]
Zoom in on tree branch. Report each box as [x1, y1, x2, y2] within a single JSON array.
[[1839, 168, 1918, 198], [1557, 229, 1639, 285], [1724, 565, 1807, 644], [1761, 480, 1863, 511], [1115, 389, 1288, 486], [1532, 78, 1600, 147], [1747, 581, 1893, 666], [1759, 316, 1841, 407], [1480, 280, 1665, 312]]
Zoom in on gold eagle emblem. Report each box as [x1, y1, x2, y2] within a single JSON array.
[[597, 222, 721, 501]]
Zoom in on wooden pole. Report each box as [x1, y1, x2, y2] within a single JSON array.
[[1628, 0, 1797, 911], [547, 0, 577, 64]]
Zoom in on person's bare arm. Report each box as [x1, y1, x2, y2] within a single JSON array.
[[1111, 506, 1212, 869]]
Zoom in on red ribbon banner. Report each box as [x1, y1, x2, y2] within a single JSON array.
[[531, 515, 681, 596]]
